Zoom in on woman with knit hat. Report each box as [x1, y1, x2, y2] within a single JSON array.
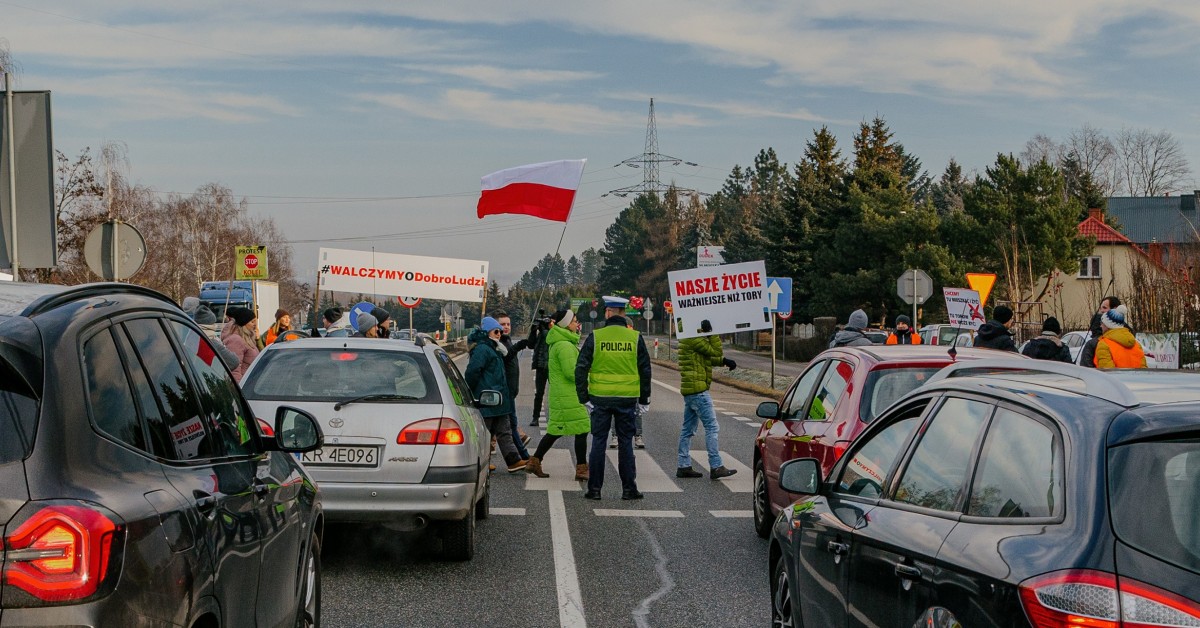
[[526, 309, 591, 480], [1094, 304, 1147, 368], [221, 306, 260, 383], [260, 308, 292, 347]]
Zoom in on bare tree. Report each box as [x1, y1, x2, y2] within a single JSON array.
[[1062, 123, 1117, 197], [1020, 133, 1061, 166], [1114, 128, 1192, 196]]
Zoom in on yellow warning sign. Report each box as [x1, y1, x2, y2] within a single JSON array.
[[965, 273, 997, 306]]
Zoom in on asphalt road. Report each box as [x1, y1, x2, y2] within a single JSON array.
[[645, 333, 809, 382], [321, 350, 773, 627]]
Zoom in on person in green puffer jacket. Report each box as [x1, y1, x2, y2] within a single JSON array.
[[526, 309, 592, 480], [676, 320, 739, 480]]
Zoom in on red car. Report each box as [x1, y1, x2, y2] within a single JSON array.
[[751, 345, 1016, 537]]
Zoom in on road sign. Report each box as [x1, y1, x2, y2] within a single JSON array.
[[442, 303, 462, 319], [643, 309, 654, 320], [965, 273, 997, 306], [663, 300, 673, 314], [766, 277, 792, 313], [897, 269, 933, 305], [589, 310, 598, 320], [778, 311, 792, 320], [83, 220, 146, 281], [349, 301, 376, 329], [398, 295, 421, 309]]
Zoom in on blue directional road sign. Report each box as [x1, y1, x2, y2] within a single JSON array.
[[348, 301, 377, 330], [766, 277, 792, 313]]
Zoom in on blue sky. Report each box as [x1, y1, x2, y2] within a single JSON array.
[[4, 1, 1200, 285]]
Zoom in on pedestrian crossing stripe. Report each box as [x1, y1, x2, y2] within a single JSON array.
[[594, 509, 684, 518], [720, 411, 739, 416], [690, 451, 753, 493], [606, 449, 683, 493], [710, 510, 753, 518], [491, 508, 526, 516]]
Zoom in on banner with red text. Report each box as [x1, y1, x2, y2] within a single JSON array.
[[317, 247, 488, 302], [668, 260, 771, 339]]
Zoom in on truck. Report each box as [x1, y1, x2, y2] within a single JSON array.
[[197, 280, 279, 326]]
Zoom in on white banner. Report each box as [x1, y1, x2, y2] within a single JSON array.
[[1137, 332, 1180, 369], [943, 287, 985, 331], [668, 260, 771, 339], [696, 245, 725, 267], [317, 248, 488, 302]]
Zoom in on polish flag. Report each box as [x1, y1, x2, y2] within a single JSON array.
[[477, 159, 586, 223]]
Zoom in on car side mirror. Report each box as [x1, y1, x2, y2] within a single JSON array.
[[778, 458, 821, 495], [756, 401, 779, 419], [476, 390, 502, 408], [274, 406, 323, 453]]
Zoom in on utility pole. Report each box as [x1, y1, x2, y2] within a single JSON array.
[[4, 68, 17, 277]]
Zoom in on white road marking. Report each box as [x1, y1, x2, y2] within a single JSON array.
[[491, 508, 526, 516], [652, 379, 680, 394], [526, 448, 587, 492], [594, 509, 685, 518], [549, 490, 587, 628], [720, 411, 739, 416], [710, 510, 754, 518], [733, 416, 752, 421], [690, 451, 754, 493], [606, 450, 682, 492]]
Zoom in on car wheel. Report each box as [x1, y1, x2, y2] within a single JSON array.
[[295, 531, 321, 628], [475, 482, 490, 521], [771, 555, 797, 628], [442, 501, 475, 561], [753, 459, 772, 539]]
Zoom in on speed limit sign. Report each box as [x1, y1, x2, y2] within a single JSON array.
[[398, 296, 422, 309]]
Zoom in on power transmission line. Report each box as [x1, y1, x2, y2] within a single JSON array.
[[604, 98, 704, 199]]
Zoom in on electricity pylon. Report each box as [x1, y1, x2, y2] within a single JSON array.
[[604, 98, 702, 198]]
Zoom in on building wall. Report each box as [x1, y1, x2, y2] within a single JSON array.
[[1041, 244, 1144, 331]]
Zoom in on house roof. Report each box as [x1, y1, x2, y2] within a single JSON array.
[[1078, 215, 1131, 243], [1106, 194, 1200, 244]]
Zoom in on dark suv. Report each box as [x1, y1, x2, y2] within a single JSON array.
[[0, 282, 324, 627], [769, 359, 1200, 627]]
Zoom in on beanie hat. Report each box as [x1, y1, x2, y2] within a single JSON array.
[[275, 308, 290, 322], [323, 307, 343, 324], [193, 304, 217, 325], [372, 307, 391, 325], [847, 309, 869, 330], [182, 297, 201, 317], [1042, 316, 1062, 336], [993, 305, 1014, 324], [228, 307, 255, 327], [1101, 304, 1128, 330], [896, 314, 911, 326], [480, 316, 502, 333], [552, 309, 575, 328], [355, 312, 378, 333]]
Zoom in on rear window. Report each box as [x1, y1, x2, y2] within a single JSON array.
[[1109, 439, 1200, 574], [0, 377, 37, 464], [243, 348, 440, 404], [860, 366, 942, 423]]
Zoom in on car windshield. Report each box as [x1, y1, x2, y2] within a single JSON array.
[[242, 348, 441, 404], [1108, 438, 1200, 574], [859, 366, 943, 423]]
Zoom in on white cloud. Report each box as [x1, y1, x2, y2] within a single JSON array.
[[404, 64, 603, 89], [355, 89, 632, 133]]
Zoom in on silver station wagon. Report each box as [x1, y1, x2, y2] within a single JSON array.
[[241, 336, 496, 561]]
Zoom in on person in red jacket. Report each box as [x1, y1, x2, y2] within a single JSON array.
[[886, 315, 922, 345]]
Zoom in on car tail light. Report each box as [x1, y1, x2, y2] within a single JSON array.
[[398, 418, 464, 445], [1019, 569, 1200, 627], [3, 504, 121, 603]]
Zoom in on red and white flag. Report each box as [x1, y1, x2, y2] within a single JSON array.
[[477, 159, 586, 223]]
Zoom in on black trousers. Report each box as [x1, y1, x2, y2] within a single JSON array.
[[531, 367, 549, 419], [532, 433, 588, 463]]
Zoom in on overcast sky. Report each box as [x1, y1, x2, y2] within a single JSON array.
[[5, 1, 1200, 286]]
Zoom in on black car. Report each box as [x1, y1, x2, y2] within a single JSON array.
[[0, 282, 325, 627], [769, 359, 1200, 627]]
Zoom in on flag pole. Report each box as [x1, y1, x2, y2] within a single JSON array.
[[530, 220, 569, 326]]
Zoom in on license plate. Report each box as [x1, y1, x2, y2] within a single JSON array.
[[301, 445, 380, 467]]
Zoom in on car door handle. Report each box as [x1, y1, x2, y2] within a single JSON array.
[[826, 541, 849, 555], [894, 563, 923, 580]]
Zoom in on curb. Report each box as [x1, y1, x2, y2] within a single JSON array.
[[651, 359, 782, 399]]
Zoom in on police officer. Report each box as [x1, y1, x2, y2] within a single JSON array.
[[576, 296, 652, 500]]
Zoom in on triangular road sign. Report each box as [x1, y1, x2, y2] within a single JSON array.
[[965, 273, 997, 306]]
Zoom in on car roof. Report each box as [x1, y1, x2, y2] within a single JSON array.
[[260, 336, 430, 354], [0, 281, 175, 319], [824, 344, 1022, 364]]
